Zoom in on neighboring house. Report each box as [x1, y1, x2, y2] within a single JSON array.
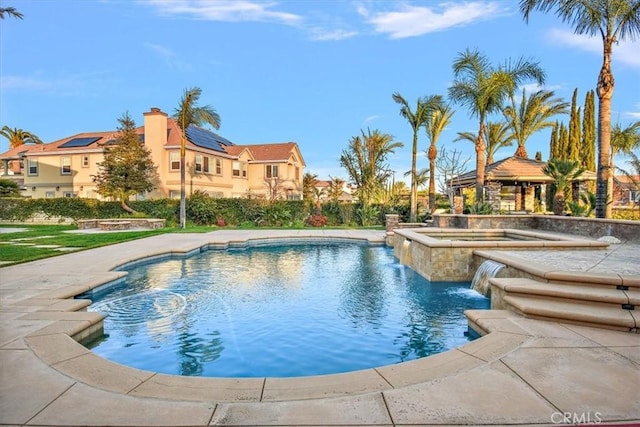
[[613, 175, 640, 206], [0, 107, 305, 200], [313, 179, 356, 202]]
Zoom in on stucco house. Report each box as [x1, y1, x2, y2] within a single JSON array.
[[0, 107, 305, 200]]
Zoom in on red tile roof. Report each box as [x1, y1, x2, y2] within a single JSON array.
[[453, 156, 596, 186]]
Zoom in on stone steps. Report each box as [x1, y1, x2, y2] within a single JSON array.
[[491, 277, 638, 332]]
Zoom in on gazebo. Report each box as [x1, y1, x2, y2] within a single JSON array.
[[449, 156, 596, 213]]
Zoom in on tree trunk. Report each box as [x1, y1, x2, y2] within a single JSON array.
[[428, 143, 437, 211], [180, 144, 186, 228], [553, 191, 565, 216], [595, 36, 615, 218], [475, 122, 486, 203], [120, 199, 136, 214], [410, 131, 418, 222], [514, 144, 528, 158]]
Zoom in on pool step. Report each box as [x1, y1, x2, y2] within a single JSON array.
[[491, 278, 638, 332]]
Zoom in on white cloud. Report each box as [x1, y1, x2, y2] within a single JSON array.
[[143, 42, 191, 71], [362, 114, 380, 125], [142, 0, 302, 25], [359, 2, 507, 39], [0, 73, 114, 96], [547, 28, 640, 68], [309, 27, 358, 41]]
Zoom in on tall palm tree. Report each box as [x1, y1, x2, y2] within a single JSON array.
[[503, 89, 569, 158], [448, 48, 545, 202], [339, 128, 403, 208], [0, 7, 23, 19], [543, 159, 585, 215], [0, 126, 43, 148], [455, 121, 515, 165], [425, 100, 454, 211], [520, 0, 640, 217], [392, 93, 430, 222], [173, 87, 221, 229]]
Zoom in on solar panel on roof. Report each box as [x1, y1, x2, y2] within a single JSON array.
[[59, 137, 101, 148], [185, 126, 234, 152]]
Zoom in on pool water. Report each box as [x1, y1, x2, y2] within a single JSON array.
[[86, 242, 489, 377]]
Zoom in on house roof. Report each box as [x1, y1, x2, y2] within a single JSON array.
[[231, 142, 306, 165], [452, 156, 596, 187], [0, 116, 302, 165], [614, 175, 640, 190]]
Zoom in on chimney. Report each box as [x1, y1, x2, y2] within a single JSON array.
[[143, 107, 168, 148]]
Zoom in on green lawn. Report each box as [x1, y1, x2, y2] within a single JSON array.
[[0, 225, 174, 266], [0, 223, 383, 266]]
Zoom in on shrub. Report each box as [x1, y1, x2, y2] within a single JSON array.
[[306, 214, 327, 227], [0, 179, 21, 198]]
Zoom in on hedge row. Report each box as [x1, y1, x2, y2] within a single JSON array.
[[0, 195, 407, 227]]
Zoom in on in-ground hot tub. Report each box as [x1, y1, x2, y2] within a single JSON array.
[[392, 228, 608, 282]]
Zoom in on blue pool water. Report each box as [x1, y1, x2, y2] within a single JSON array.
[[86, 242, 489, 377]]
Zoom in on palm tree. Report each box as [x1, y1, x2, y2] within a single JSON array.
[[0, 126, 43, 148], [617, 151, 640, 213], [173, 87, 221, 229], [503, 89, 569, 158], [543, 159, 585, 215], [0, 7, 23, 19], [455, 121, 515, 165], [520, 0, 640, 218], [609, 120, 640, 206], [302, 172, 318, 202], [339, 128, 403, 208], [392, 93, 431, 222], [448, 48, 545, 202], [425, 100, 454, 211]]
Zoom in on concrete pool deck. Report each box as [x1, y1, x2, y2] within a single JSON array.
[[1, 229, 639, 426]]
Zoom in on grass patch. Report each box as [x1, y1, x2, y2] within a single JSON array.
[[0, 225, 173, 266], [0, 223, 381, 266]]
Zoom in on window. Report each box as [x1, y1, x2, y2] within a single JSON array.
[[45, 191, 55, 198], [215, 158, 222, 176], [295, 166, 300, 180], [61, 157, 71, 175], [82, 155, 90, 168], [170, 152, 180, 171], [195, 155, 210, 173], [63, 192, 76, 198], [233, 161, 247, 177], [169, 190, 180, 199], [28, 159, 38, 176], [266, 164, 279, 178], [631, 190, 640, 203]]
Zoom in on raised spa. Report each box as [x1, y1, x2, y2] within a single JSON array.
[[392, 228, 607, 282]]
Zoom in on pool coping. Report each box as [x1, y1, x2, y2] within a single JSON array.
[[1, 229, 639, 426]]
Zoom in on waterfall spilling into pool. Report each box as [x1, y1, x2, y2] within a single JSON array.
[[399, 239, 413, 265], [84, 242, 489, 378], [470, 260, 505, 297]]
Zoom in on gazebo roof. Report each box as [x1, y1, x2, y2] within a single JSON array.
[[451, 156, 596, 187]]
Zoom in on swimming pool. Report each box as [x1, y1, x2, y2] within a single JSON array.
[[85, 242, 489, 377]]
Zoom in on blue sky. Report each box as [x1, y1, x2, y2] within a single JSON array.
[[1, 0, 639, 183]]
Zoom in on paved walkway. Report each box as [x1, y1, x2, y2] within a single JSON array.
[[1, 229, 639, 426]]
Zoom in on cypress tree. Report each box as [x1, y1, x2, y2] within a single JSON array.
[[568, 89, 581, 161], [549, 121, 558, 160], [581, 90, 596, 171], [558, 122, 569, 159]]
